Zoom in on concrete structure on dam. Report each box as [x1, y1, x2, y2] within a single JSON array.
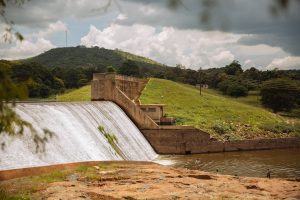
[[92, 73, 300, 154]]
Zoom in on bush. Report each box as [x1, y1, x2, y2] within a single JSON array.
[[217, 80, 248, 97], [106, 66, 116, 73], [261, 79, 300, 112], [226, 83, 248, 97], [260, 122, 295, 134], [289, 108, 300, 118], [212, 121, 235, 135], [78, 79, 89, 87]]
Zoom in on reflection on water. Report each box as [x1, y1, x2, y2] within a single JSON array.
[[157, 148, 300, 178]]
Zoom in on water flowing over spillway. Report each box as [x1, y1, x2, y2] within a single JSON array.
[[0, 101, 157, 170]]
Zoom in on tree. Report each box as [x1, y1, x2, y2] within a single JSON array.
[[243, 67, 262, 81], [261, 79, 300, 112], [106, 65, 116, 73], [224, 60, 243, 75], [217, 79, 248, 97], [0, 62, 53, 151], [226, 83, 248, 97], [118, 60, 140, 77]]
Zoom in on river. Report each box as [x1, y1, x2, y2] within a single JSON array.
[[157, 148, 300, 178]]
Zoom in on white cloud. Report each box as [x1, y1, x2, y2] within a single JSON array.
[[81, 23, 300, 70], [116, 14, 127, 21], [245, 59, 251, 65], [0, 38, 55, 60], [34, 21, 67, 38], [0, 20, 65, 60], [267, 56, 300, 70], [81, 24, 241, 69], [238, 44, 283, 56]]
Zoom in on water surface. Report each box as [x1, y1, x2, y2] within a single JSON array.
[[157, 148, 300, 178]]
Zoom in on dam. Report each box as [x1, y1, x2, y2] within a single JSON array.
[[1, 73, 299, 172], [0, 101, 157, 170]]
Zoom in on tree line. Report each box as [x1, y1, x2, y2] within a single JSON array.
[[1, 59, 299, 113]]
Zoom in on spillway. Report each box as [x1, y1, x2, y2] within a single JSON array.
[[0, 101, 157, 170]]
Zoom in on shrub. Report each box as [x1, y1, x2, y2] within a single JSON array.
[[260, 79, 300, 112], [106, 66, 116, 73], [212, 121, 235, 135], [226, 83, 248, 97], [217, 80, 248, 97], [77, 78, 89, 87], [260, 122, 294, 133]]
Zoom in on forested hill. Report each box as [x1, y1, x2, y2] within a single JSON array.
[[24, 46, 165, 71]]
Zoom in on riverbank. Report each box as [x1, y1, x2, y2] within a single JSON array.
[[1, 162, 299, 199]]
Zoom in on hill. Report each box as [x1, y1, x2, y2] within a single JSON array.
[[57, 78, 300, 140], [24, 46, 165, 71]]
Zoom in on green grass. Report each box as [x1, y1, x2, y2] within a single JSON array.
[[56, 78, 300, 140], [32, 170, 70, 183], [0, 190, 30, 200], [56, 85, 91, 101], [140, 78, 299, 140]]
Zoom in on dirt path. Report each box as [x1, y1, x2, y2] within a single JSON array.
[[1, 163, 300, 199]]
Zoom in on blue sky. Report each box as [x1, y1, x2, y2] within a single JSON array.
[[1, 0, 300, 70]]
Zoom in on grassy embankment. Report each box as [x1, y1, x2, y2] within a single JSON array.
[[57, 78, 300, 140]]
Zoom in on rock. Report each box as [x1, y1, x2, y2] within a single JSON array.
[[245, 185, 264, 191], [188, 174, 212, 180]]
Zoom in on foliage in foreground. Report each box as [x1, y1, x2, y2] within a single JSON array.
[[0, 62, 53, 152]]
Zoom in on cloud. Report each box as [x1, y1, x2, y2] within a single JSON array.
[[1, 0, 300, 69], [0, 20, 66, 60], [81, 24, 241, 69], [81, 23, 298, 70], [116, 0, 300, 56], [4, 0, 120, 28], [0, 38, 55, 60], [3, 0, 300, 56], [34, 21, 67, 38], [245, 59, 251, 65], [267, 56, 300, 70]]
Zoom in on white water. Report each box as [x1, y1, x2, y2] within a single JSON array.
[[0, 101, 157, 170]]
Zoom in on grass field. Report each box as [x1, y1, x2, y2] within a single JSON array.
[[57, 85, 91, 101], [57, 78, 300, 140]]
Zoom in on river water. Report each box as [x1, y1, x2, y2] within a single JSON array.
[[157, 148, 300, 178]]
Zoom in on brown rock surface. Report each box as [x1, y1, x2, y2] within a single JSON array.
[[1, 162, 299, 199]]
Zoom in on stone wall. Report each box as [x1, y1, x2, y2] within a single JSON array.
[[91, 73, 158, 129], [142, 128, 300, 154]]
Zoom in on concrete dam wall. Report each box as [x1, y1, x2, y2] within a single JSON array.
[[0, 102, 157, 170], [91, 73, 300, 155]]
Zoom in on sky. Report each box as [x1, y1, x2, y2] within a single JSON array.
[[0, 0, 300, 70]]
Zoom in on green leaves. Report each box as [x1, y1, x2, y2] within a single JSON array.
[[261, 78, 300, 112], [0, 62, 54, 152]]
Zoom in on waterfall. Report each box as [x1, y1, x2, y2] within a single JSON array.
[[0, 101, 157, 170]]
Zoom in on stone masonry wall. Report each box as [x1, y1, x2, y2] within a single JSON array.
[[91, 73, 158, 129], [142, 128, 300, 154]]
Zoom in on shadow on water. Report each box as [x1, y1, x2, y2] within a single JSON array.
[[157, 148, 300, 178]]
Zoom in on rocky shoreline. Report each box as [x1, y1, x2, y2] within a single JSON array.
[[1, 162, 299, 199]]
